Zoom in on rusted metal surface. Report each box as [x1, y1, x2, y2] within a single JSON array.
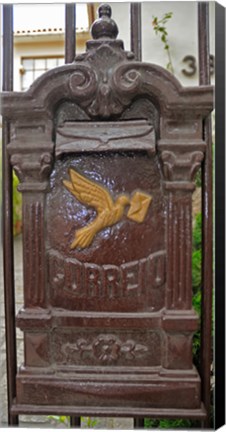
[[2, 4, 18, 427], [198, 3, 213, 428], [65, 3, 76, 63], [1, 3, 213, 422], [130, 3, 142, 61]]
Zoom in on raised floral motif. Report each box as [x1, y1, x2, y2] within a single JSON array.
[[62, 334, 148, 364]]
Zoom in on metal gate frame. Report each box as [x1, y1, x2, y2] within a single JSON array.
[[1, 2, 213, 428]]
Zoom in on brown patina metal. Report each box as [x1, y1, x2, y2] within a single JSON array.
[[198, 3, 213, 427], [1, 4, 213, 421], [2, 4, 18, 426]]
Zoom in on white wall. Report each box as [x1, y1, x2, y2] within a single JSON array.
[[14, 37, 64, 91], [7, 2, 216, 91], [109, 1, 215, 87], [13, 32, 90, 91]]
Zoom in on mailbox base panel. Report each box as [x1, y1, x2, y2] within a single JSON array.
[[16, 310, 201, 414], [16, 369, 201, 412], [11, 404, 207, 420]]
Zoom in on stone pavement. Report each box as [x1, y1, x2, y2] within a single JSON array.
[[0, 235, 134, 429]]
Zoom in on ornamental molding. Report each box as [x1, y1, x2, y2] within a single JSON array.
[[10, 151, 53, 186], [68, 45, 142, 118], [160, 150, 204, 183], [62, 334, 148, 364], [0, 5, 213, 124]]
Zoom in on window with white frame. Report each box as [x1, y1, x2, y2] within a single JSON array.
[[20, 57, 65, 91]]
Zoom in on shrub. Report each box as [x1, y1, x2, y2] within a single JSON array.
[[13, 171, 22, 236]]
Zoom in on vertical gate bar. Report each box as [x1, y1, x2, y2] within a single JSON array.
[[131, 2, 142, 428], [198, 2, 212, 428], [65, 4, 80, 426], [70, 416, 81, 428], [215, 4, 225, 429], [131, 3, 142, 427], [65, 3, 76, 63], [2, 4, 18, 426], [134, 418, 145, 428], [130, 3, 142, 61], [198, 2, 211, 85]]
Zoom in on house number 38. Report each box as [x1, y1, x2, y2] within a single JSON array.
[[182, 54, 215, 76]]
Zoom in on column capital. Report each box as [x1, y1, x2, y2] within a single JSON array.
[[158, 139, 206, 190]]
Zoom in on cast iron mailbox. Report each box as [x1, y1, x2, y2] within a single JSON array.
[[2, 5, 213, 418]]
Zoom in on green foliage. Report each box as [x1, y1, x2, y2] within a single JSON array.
[[48, 415, 69, 426], [192, 284, 201, 313], [152, 12, 174, 73], [13, 171, 22, 236], [192, 249, 201, 289], [192, 327, 201, 370], [144, 417, 199, 429], [83, 417, 98, 428], [192, 212, 202, 251], [192, 213, 202, 369], [0, 139, 22, 237], [195, 170, 202, 188], [48, 415, 98, 428]]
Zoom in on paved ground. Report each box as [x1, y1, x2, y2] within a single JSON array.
[[0, 235, 134, 429]]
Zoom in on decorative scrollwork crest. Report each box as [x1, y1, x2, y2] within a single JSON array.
[[69, 66, 97, 100], [66, 4, 143, 118]]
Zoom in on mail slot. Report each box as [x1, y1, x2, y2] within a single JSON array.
[[2, 4, 213, 418]]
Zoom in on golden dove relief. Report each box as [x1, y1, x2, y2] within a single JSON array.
[[63, 168, 152, 250]]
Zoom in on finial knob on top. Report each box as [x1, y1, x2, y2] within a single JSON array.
[[91, 4, 119, 40], [98, 4, 112, 18]]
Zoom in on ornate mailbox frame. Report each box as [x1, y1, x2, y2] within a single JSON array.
[[1, 3, 213, 424]]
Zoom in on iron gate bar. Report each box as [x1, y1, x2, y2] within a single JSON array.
[[215, 4, 225, 428], [198, 2, 211, 85], [65, 3, 76, 63], [130, 3, 143, 427], [2, 4, 18, 426], [198, 2, 212, 428], [134, 418, 145, 428], [70, 416, 81, 428], [65, 3, 81, 427], [130, 3, 142, 61]]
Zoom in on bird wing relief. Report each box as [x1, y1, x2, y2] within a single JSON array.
[[63, 168, 152, 249], [63, 168, 114, 213]]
